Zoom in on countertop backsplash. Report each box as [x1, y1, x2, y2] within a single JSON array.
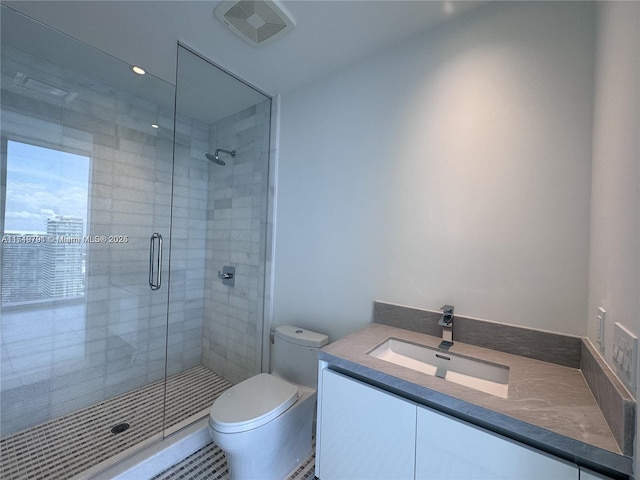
[[373, 301, 581, 367]]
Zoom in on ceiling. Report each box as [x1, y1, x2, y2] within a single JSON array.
[[4, 0, 484, 96]]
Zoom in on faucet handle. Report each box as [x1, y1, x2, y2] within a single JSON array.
[[441, 304, 454, 314]]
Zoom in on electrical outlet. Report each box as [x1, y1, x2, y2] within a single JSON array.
[[612, 322, 638, 391], [596, 307, 606, 352]]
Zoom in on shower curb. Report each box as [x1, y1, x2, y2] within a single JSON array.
[[80, 418, 211, 480]]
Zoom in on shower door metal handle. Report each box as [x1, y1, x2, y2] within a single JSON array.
[[148, 233, 163, 291]]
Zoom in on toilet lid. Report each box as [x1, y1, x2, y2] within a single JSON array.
[[209, 373, 298, 433]]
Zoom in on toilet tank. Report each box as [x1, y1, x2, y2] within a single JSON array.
[[272, 325, 328, 388]]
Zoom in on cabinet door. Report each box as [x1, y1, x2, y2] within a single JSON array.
[[318, 369, 416, 479], [416, 405, 578, 479]]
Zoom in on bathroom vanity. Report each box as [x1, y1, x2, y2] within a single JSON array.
[[315, 323, 634, 480]]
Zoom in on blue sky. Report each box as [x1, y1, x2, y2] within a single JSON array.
[[5, 140, 90, 233]]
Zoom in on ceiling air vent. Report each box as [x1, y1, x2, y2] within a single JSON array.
[[214, 0, 295, 47]]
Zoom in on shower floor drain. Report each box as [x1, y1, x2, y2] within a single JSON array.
[[111, 422, 130, 434]]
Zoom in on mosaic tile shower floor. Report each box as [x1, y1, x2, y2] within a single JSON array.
[[153, 440, 317, 480], [0, 366, 232, 479]]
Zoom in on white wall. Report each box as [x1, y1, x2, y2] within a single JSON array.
[[273, 2, 597, 341], [588, 0, 640, 371], [587, 1, 640, 470]]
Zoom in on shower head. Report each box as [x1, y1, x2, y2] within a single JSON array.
[[205, 148, 235, 166], [205, 153, 225, 166]]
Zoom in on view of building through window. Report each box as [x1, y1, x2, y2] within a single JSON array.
[[2, 140, 90, 305]]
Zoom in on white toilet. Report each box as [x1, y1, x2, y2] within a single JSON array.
[[208, 325, 328, 479]]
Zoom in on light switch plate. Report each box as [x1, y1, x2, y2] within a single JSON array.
[[613, 322, 637, 391]]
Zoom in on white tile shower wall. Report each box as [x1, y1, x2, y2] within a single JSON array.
[[0, 44, 203, 436], [202, 101, 271, 384], [166, 113, 209, 377]]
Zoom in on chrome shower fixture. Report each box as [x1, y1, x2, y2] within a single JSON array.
[[205, 148, 236, 166]]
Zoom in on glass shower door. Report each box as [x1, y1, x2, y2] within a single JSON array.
[[1, 6, 175, 476]]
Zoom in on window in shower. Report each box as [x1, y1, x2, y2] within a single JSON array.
[[2, 139, 90, 306]]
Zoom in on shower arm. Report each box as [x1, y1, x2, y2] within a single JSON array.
[[215, 148, 236, 158]]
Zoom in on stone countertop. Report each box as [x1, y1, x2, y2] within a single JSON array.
[[319, 323, 633, 478]]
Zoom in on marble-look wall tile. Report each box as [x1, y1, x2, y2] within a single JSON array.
[[202, 101, 271, 384]]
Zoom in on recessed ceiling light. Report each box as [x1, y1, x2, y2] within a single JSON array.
[[131, 65, 146, 75], [443, 1, 455, 15], [151, 124, 159, 129]]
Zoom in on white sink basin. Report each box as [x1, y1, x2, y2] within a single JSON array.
[[367, 338, 509, 398]]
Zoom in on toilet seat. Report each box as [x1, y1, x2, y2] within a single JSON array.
[[209, 373, 299, 434]]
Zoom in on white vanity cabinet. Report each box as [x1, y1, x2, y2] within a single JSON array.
[[415, 405, 578, 479], [317, 366, 583, 480], [317, 368, 417, 479]]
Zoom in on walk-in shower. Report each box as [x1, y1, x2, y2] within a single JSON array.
[[0, 6, 273, 478]]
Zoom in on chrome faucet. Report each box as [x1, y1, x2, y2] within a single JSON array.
[[437, 305, 454, 349]]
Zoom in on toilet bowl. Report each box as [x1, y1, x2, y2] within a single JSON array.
[[208, 326, 328, 479], [209, 374, 315, 479]]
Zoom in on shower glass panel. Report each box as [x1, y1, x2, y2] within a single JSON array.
[[164, 45, 272, 434], [1, 6, 174, 475]]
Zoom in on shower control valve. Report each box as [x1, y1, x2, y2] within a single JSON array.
[[218, 266, 235, 287]]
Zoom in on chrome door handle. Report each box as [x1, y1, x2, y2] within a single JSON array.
[[149, 233, 163, 291]]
